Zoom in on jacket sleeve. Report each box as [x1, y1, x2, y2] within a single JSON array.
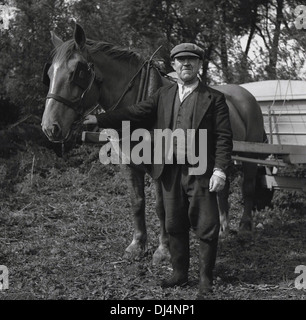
[[213, 94, 233, 172], [96, 89, 161, 130]]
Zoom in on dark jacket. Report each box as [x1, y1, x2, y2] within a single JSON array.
[[96, 81, 233, 182]]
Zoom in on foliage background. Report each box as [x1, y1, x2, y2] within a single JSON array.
[[1, 0, 306, 119]]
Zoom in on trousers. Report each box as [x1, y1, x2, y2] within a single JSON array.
[[160, 164, 220, 240]]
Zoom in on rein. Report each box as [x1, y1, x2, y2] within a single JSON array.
[[108, 45, 163, 111]]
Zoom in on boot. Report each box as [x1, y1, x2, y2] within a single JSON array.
[[161, 233, 189, 288], [197, 238, 218, 298]]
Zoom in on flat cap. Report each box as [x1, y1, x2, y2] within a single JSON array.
[[170, 43, 204, 60]]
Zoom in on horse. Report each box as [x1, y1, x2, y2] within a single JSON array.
[[41, 23, 266, 264]]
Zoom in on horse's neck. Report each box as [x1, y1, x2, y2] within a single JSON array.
[[93, 52, 165, 110], [91, 53, 140, 110]]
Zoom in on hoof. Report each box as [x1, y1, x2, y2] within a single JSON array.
[[160, 275, 188, 288], [123, 250, 144, 261], [152, 246, 171, 265], [197, 282, 214, 300], [237, 220, 254, 243], [124, 241, 146, 260]]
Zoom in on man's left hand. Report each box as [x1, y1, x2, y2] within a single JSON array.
[[209, 174, 225, 193], [83, 115, 98, 125]]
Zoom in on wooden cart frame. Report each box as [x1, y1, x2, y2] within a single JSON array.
[[81, 131, 306, 193]]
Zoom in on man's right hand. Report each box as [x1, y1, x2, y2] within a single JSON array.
[[83, 115, 98, 125]]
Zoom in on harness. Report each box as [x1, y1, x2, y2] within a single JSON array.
[[43, 60, 97, 116], [42, 46, 162, 149]]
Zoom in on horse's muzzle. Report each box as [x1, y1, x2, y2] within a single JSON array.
[[42, 122, 63, 142]]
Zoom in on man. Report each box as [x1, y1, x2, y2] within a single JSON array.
[[84, 43, 233, 298]]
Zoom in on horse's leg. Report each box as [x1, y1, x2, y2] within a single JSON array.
[[217, 179, 230, 237], [121, 165, 147, 259], [239, 161, 258, 233], [152, 179, 170, 265]]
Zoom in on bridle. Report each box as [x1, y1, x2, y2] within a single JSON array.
[[46, 64, 95, 116], [43, 46, 162, 151], [44, 58, 101, 147]]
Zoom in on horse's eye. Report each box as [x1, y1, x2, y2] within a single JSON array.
[[78, 70, 85, 79]]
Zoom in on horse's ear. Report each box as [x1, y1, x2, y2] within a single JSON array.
[[50, 31, 63, 48], [74, 23, 86, 50]]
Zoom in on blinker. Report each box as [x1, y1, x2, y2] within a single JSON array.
[[71, 61, 92, 90]]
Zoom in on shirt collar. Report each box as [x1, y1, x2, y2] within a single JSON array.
[[177, 79, 199, 102]]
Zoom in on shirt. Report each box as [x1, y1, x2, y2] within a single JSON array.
[[177, 79, 199, 103]]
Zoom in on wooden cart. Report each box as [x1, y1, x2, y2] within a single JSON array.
[[237, 80, 306, 192]]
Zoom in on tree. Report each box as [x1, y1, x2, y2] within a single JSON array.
[[1, 0, 306, 122], [0, 0, 74, 116]]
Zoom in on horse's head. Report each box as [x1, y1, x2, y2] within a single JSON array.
[[41, 23, 99, 142]]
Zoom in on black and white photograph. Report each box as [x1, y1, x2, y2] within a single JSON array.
[[0, 0, 306, 306]]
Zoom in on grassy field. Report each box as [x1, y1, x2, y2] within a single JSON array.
[[0, 140, 306, 300]]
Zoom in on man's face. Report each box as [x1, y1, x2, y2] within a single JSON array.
[[171, 56, 202, 83]]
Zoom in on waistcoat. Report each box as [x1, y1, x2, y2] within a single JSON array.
[[171, 89, 198, 161]]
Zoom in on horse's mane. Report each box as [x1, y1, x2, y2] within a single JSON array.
[[51, 38, 143, 64]]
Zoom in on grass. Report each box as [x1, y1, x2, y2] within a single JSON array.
[[0, 142, 306, 300]]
